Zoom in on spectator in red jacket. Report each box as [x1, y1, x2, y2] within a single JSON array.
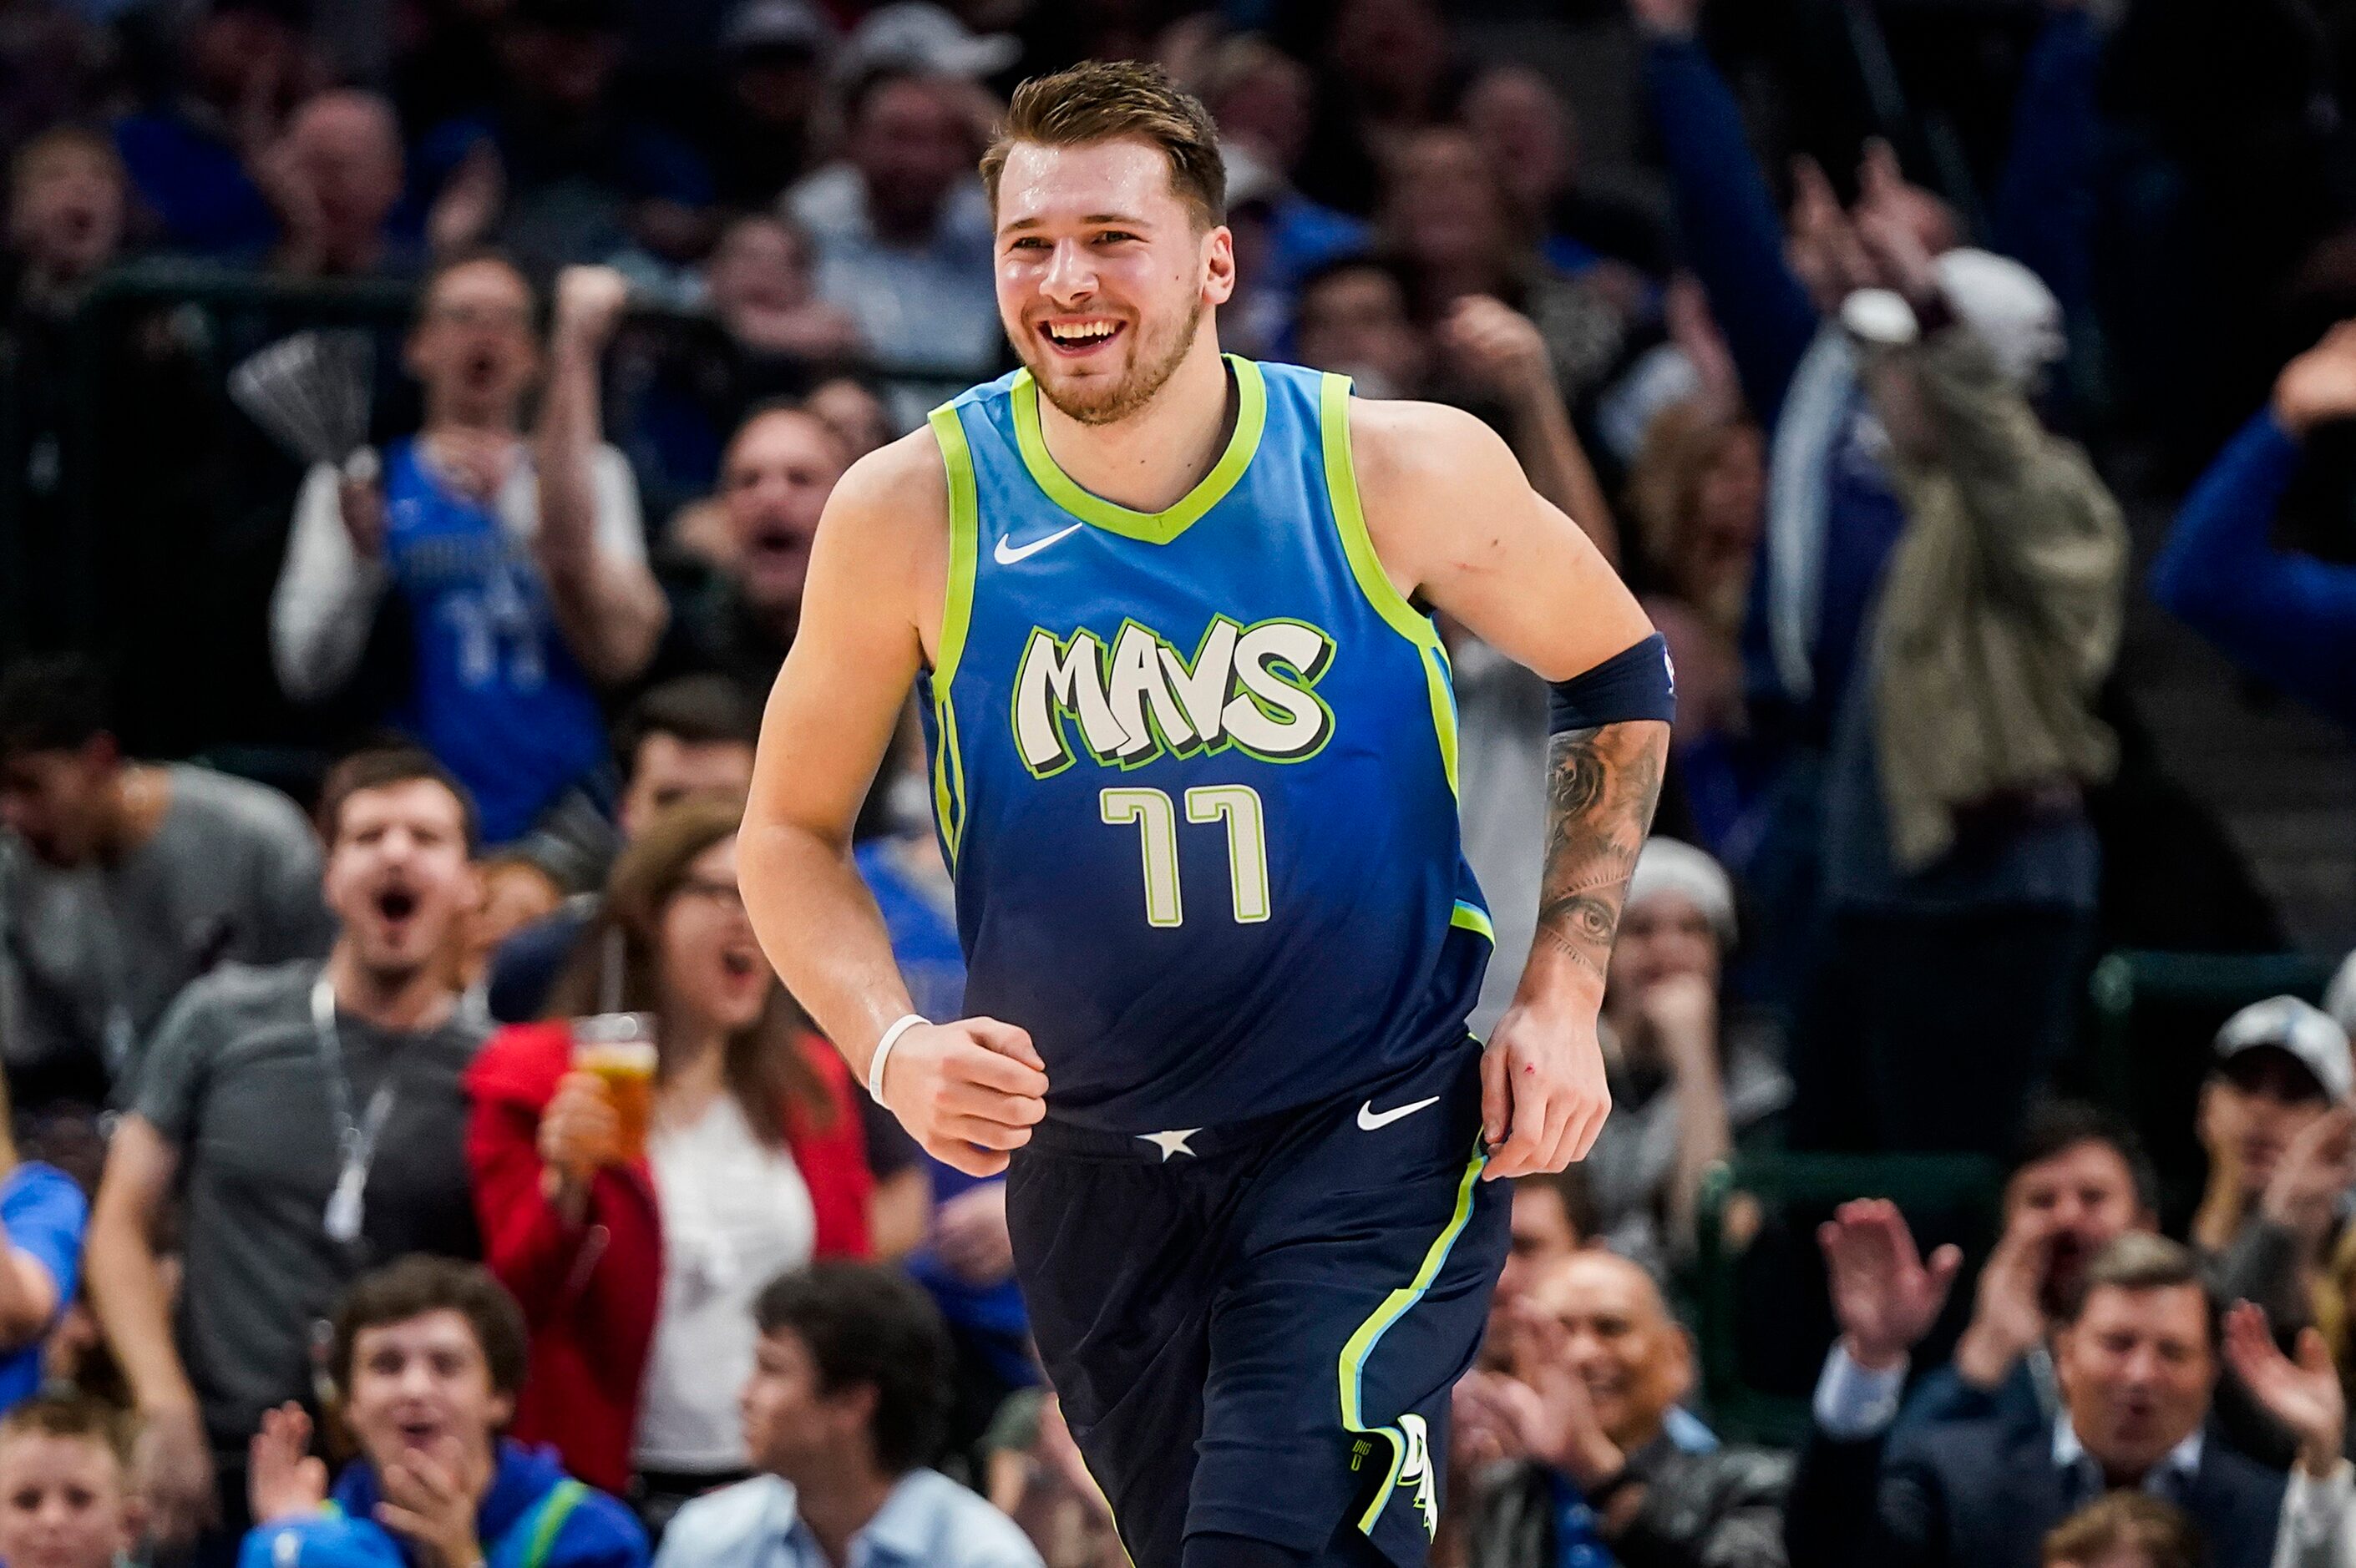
[[463, 799, 870, 1526]]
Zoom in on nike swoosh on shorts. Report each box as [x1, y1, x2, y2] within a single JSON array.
[[1356, 1095, 1441, 1132]]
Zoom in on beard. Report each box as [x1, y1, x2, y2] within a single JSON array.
[[1022, 299, 1205, 427]]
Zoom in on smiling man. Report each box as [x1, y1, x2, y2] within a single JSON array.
[[85, 748, 493, 1568], [1790, 1232, 2289, 1568], [741, 59, 1669, 1568]]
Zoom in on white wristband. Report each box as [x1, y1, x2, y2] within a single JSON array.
[[867, 1014, 928, 1105]]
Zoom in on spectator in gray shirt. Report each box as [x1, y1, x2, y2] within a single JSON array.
[[0, 656, 332, 1110], [84, 747, 491, 1568]]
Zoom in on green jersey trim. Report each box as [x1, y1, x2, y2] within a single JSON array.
[[1449, 901, 1495, 943], [1317, 372, 1462, 796], [927, 401, 980, 866], [1336, 1140, 1487, 1538], [1008, 356, 1268, 544]]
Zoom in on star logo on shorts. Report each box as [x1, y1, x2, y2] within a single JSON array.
[[1137, 1129, 1201, 1161]]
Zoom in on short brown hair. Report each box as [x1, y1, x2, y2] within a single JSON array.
[[317, 745, 479, 854], [2043, 1492, 2203, 1568], [330, 1256, 529, 1402], [0, 1393, 134, 1476], [11, 127, 123, 195], [2064, 1233, 2215, 1340], [980, 61, 1225, 229]]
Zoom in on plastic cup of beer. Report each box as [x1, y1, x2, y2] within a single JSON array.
[[572, 1013, 658, 1165]]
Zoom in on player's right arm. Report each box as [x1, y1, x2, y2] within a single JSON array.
[[738, 432, 1048, 1178]]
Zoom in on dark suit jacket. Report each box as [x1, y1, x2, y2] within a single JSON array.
[[1785, 1414, 2287, 1568]]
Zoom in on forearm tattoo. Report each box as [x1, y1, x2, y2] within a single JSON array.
[[1535, 721, 1667, 983]]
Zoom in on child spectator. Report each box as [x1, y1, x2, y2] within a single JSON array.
[[464, 801, 869, 1514], [242, 1257, 646, 1568], [0, 1394, 137, 1568]]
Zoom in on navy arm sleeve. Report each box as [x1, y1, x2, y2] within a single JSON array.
[[2150, 408, 2356, 727]]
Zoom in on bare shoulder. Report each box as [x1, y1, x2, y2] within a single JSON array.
[[1342, 397, 1530, 592], [822, 426, 952, 546], [1342, 397, 1519, 499], [809, 427, 951, 632]]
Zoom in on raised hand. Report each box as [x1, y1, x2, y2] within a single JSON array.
[[1852, 141, 1940, 305], [1439, 296, 1557, 407], [1818, 1199, 1962, 1370], [1473, 1309, 1625, 1489], [2273, 321, 2356, 438], [248, 1403, 328, 1525], [2264, 1105, 2356, 1244], [1634, 971, 1718, 1080], [1953, 1213, 2058, 1390], [552, 266, 632, 354], [874, 1018, 1049, 1177], [1787, 156, 1874, 308], [2225, 1300, 2347, 1477], [428, 142, 504, 256]]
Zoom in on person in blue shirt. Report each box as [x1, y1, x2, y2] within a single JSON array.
[[0, 1096, 86, 1417], [241, 1256, 646, 1568], [271, 255, 668, 847], [2151, 321, 2356, 730], [656, 1262, 1041, 1568]]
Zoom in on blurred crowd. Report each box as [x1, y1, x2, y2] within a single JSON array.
[[3, 0, 2356, 1563]]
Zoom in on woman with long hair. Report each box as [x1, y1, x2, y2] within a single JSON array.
[[463, 800, 870, 1529]]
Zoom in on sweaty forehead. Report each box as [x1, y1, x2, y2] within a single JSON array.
[[996, 139, 1192, 230]]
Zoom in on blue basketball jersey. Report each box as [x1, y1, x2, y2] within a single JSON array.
[[921, 357, 1492, 1133]]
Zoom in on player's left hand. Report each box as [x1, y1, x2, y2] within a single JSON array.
[[1479, 1002, 1610, 1180]]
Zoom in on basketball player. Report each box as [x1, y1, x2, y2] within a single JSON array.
[[740, 62, 1671, 1568]]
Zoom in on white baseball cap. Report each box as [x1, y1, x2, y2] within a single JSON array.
[[837, 2, 1018, 82], [2214, 994, 2353, 1102]]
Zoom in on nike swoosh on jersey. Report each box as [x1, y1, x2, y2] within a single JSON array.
[[993, 521, 1085, 565], [1356, 1094, 1441, 1132]]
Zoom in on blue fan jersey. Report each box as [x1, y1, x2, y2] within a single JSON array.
[[920, 357, 1493, 1133]]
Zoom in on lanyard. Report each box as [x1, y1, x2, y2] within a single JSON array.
[[311, 976, 396, 1247]]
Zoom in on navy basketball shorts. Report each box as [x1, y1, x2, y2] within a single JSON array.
[[1006, 1037, 1509, 1568]]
